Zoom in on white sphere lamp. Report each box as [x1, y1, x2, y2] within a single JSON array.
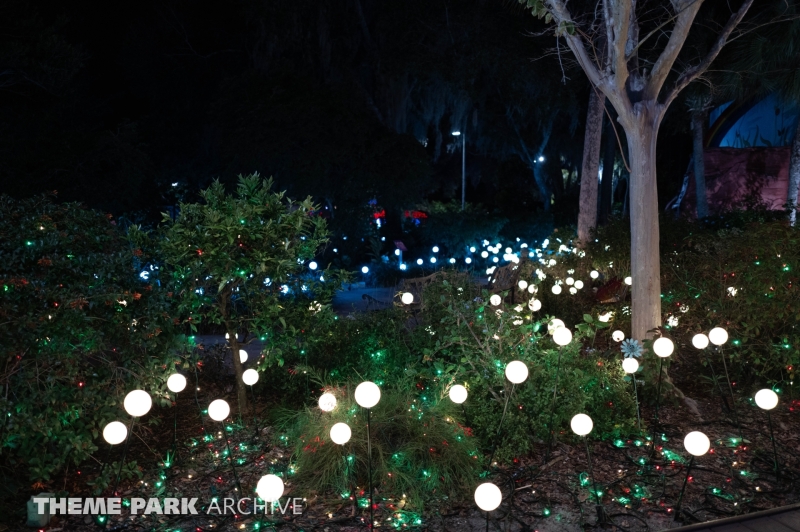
[[256, 474, 285, 503], [547, 318, 565, 333], [239, 349, 248, 363], [570, 413, 593, 436], [318, 392, 337, 412], [449, 384, 468, 404], [504, 360, 529, 384], [490, 294, 502, 306], [518, 280, 528, 290], [474, 482, 502, 512], [401, 292, 414, 305], [103, 421, 128, 445], [692, 333, 709, 349], [167, 374, 187, 393], [208, 399, 231, 421], [683, 431, 711, 456], [551, 284, 562, 295], [124, 390, 152, 418], [528, 298, 542, 312], [552, 327, 572, 346], [355, 381, 381, 408], [708, 327, 729, 346], [574, 280, 584, 289], [653, 337, 674, 358], [590, 270, 599, 279], [624, 276, 632, 286], [612, 330, 625, 342], [622, 358, 639, 374], [755, 389, 779, 410], [242, 369, 259, 386], [330, 422, 352, 444]]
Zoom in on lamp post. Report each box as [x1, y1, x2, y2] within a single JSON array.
[[256, 474, 284, 528], [692, 333, 730, 412], [474, 482, 502, 532], [571, 413, 610, 525], [754, 389, 780, 480], [452, 130, 465, 210], [112, 390, 152, 497], [622, 358, 642, 432], [675, 431, 710, 520], [166, 373, 187, 462], [545, 325, 572, 462], [355, 381, 381, 529], [651, 337, 674, 450], [709, 327, 742, 438], [488, 361, 528, 467], [242, 369, 260, 436], [449, 383, 469, 426], [208, 399, 242, 495]]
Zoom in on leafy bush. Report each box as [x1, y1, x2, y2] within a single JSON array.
[[0, 194, 182, 482]]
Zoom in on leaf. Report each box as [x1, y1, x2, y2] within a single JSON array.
[[583, 314, 594, 323]]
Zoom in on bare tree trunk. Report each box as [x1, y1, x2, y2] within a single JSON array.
[[532, 162, 551, 212], [626, 112, 662, 343], [577, 89, 605, 243], [229, 335, 249, 416], [788, 117, 800, 226], [692, 109, 709, 219], [599, 107, 616, 224]]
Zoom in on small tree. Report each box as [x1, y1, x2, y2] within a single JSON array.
[[152, 175, 337, 415]]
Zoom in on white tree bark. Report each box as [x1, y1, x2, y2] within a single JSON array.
[[578, 89, 605, 244], [692, 109, 709, 219], [788, 117, 800, 225]]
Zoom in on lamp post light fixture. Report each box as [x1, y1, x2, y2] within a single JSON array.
[[330, 422, 352, 445], [708, 327, 742, 438], [755, 389, 780, 480], [167, 374, 187, 462], [622, 358, 642, 432], [452, 130, 466, 210], [651, 337, 674, 448], [242, 369, 260, 436], [207, 399, 242, 494], [675, 431, 711, 519], [474, 482, 502, 532], [355, 381, 381, 529], [570, 414, 610, 525], [488, 361, 528, 467], [401, 292, 414, 305], [111, 390, 153, 496], [318, 392, 337, 412], [545, 327, 572, 462], [692, 332, 737, 430]]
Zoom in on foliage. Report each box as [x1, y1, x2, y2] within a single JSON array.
[[0, 194, 182, 482], [276, 383, 480, 510], [135, 175, 345, 414], [527, 214, 800, 391]]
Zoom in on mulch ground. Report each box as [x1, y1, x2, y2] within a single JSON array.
[[7, 342, 800, 532]]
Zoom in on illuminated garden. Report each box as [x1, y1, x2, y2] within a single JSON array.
[[2, 1, 800, 531]]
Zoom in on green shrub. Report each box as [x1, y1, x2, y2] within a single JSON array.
[[0, 194, 183, 482]]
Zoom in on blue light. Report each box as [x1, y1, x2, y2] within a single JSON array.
[[139, 270, 150, 280], [333, 248, 338, 253], [469, 247, 476, 253], [449, 258, 456, 264], [280, 285, 289, 294], [492, 257, 499, 263], [417, 259, 423, 265], [432, 246, 439, 253], [399, 263, 407, 270], [361, 266, 369, 274], [430, 257, 436, 263], [465, 257, 472, 264], [394, 249, 400, 256], [309, 261, 318, 270], [264, 278, 272, 286]]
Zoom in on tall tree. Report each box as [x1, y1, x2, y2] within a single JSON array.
[[687, 93, 712, 219], [577, 89, 605, 242], [522, 0, 755, 341]]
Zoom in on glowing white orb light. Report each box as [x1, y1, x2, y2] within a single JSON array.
[[474, 482, 502, 512], [103, 421, 128, 445], [208, 399, 231, 422], [708, 327, 729, 346], [570, 413, 593, 436], [574, 280, 584, 289], [318, 392, 337, 412], [755, 389, 779, 410], [553, 327, 572, 346], [239, 349, 248, 363], [528, 284, 536, 294], [309, 261, 318, 270], [683, 431, 711, 457], [242, 369, 259, 386], [256, 474, 285, 503], [330, 422, 352, 444], [518, 280, 528, 290], [653, 337, 674, 358], [361, 266, 369, 274], [612, 330, 625, 342], [504, 360, 529, 384], [167, 373, 187, 393], [449, 384, 468, 404], [481, 251, 489, 259], [355, 381, 381, 408], [528, 299, 542, 312], [692, 333, 710, 349], [598, 312, 612, 323], [624, 276, 632, 286], [590, 270, 599, 279], [401, 292, 414, 305], [551, 284, 562, 295], [569, 287, 577, 295], [622, 358, 639, 374], [490, 294, 502, 306], [432, 246, 439, 253], [124, 390, 152, 418], [565, 277, 574, 285]]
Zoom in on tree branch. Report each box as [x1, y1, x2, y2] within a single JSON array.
[[544, 0, 605, 89], [609, 0, 633, 90], [644, 0, 704, 101], [662, 0, 756, 106]]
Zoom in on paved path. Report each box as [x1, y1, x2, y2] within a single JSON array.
[[671, 503, 800, 531], [332, 286, 395, 314]]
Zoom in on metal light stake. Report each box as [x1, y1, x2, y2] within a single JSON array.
[[367, 408, 374, 528], [544, 346, 564, 462], [767, 411, 781, 481], [754, 389, 781, 481], [650, 337, 675, 457], [676, 431, 710, 521], [584, 438, 611, 525], [487, 383, 515, 468], [674, 456, 695, 520], [111, 417, 136, 497], [717, 346, 743, 439], [651, 357, 665, 452], [354, 381, 381, 529]]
